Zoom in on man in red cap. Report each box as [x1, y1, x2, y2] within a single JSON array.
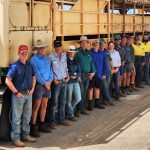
[[5, 45, 36, 147]]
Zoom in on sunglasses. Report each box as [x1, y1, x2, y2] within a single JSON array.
[[92, 43, 99, 46]]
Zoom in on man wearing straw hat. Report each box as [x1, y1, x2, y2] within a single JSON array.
[[75, 35, 96, 116], [30, 39, 53, 137]]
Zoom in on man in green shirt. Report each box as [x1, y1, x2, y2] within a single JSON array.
[[75, 36, 95, 116]]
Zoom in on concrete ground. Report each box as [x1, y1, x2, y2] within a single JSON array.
[[0, 85, 150, 150]]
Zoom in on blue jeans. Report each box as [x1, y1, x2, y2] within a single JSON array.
[[111, 71, 120, 98], [102, 79, 112, 101], [49, 83, 67, 123], [144, 61, 150, 83], [76, 75, 89, 112], [11, 94, 32, 141], [66, 82, 81, 118]]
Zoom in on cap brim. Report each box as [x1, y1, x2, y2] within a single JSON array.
[[34, 44, 49, 49], [67, 50, 76, 53]]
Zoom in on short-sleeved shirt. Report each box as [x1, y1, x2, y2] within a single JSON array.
[[6, 60, 34, 91], [125, 44, 134, 64], [132, 43, 145, 56], [49, 52, 68, 80], [115, 44, 126, 62]]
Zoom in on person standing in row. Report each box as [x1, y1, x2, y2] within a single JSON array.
[[109, 41, 121, 101], [49, 40, 70, 128], [6, 45, 36, 147], [75, 36, 96, 116], [66, 45, 81, 121], [132, 36, 145, 88], [30, 40, 53, 137], [142, 33, 150, 85]]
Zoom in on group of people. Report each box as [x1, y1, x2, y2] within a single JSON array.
[[5, 33, 150, 147]]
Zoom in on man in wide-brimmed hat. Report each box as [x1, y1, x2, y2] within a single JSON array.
[[30, 39, 53, 137], [75, 35, 96, 116]]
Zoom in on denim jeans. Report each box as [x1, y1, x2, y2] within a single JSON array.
[[66, 82, 81, 118], [49, 82, 67, 123], [111, 71, 120, 98], [11, 94, 32, 141], [76, 75, 89, 112], [101, 79, 112, 101], [144, 61, 150, 83]]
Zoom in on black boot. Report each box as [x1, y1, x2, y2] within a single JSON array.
[[126, 86, 131, 95], [39, 122, 52, 133], [94, 99, 105, 109], [30, 124, 40, 138], [88, 100, 93, 111]]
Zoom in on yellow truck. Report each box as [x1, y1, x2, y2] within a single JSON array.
[[0, 0, 150, 68]]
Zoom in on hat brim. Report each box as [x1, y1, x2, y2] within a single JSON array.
[[66, 50, 76, 53], [77, 40, 90, 44], [34, 44, 49, 49]]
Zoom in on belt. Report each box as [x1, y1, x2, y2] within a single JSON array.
[[81, 74, 89, 76], [19, 90, 29, 95]]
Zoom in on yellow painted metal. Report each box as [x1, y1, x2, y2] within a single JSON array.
[[0, 0, 150, 67]]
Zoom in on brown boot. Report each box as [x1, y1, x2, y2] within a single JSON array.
[[13, 140, 25, 147]]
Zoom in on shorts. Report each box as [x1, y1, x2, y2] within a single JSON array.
[[88, 75, 102, 88], [126, 63, 133, 73], [33, 83, 51, 100], [119, 66, 126, 75]]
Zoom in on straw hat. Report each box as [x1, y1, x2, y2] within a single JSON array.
[[34, 39, 49, 49]]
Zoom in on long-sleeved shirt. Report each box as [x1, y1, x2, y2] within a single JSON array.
[[30, 53, 53, 85], [67, 56, 81, 83], [109, 50, 121, 68], [75, 47, 96, 75], [49, 52, 68, 80], [90, 49, 108, 79]]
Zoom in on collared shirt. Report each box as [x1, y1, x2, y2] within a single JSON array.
[[142, 42, 150, 60], [67, 56, 81, 83], [75, 47, 96, 75], [90, 49, 108, 78], [49, 52, 68, 80], [109, 50, 121, 67], [115, 44, 126, 62], [30, 53, 53, 85], [125, 44, 135, 64], [6, 60, 34, 91], [103, 49, 112, 74], [132, 43, 145, 56]]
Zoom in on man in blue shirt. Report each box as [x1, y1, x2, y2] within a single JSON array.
[[30, 39, 53, 137], [48, 40, 70, 128], [5, 45, 36, 147], [88, 40, 107, 110]]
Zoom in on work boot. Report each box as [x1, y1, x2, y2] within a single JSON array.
[[22, 135, 36, 143], [12, 140, 25, 147], [107, 100, 115, 106], [120, 87, 126, 97], [88, 100, 93, 111], [131, 84, 139, 91], [126, 86, 131, 95], [122, 87, 127, 97], [129, 86, 133, 92], [94, 100, 105, 109], [74, 109, 80, 117], [39, 122, 52, 133], [81, 109, 89, 115], [30, 124, 40, 138]]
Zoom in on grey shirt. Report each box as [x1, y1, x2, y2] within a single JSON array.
[[49, 52, 68, 80]]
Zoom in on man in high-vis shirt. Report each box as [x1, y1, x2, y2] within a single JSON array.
[[132, 36, 145, 88], [142, 33, 150, 85]]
